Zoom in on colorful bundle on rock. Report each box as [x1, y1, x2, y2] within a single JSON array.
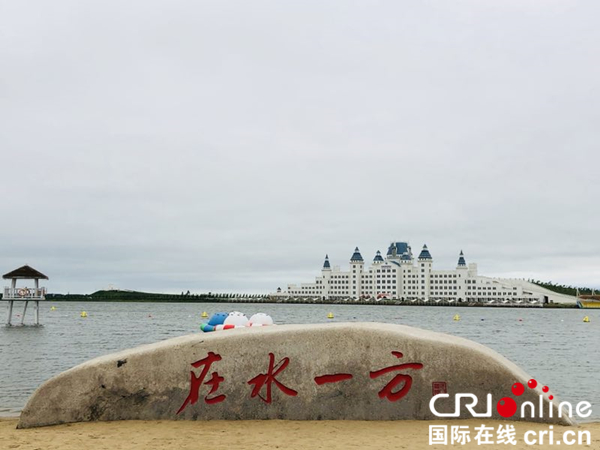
[[200, 311, 274, 332]]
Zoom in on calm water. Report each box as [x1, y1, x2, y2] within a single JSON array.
[[0, 302, 598, 420]]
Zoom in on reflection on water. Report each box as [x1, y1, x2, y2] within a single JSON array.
[[1, 302, 598, 420]]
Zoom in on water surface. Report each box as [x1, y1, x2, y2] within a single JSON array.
[[1, 302, 597, 420]]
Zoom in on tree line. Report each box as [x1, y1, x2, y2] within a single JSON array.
[[41, 290, 268, 302]]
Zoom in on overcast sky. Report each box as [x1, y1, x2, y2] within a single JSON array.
[[1, 1, 598, 294]]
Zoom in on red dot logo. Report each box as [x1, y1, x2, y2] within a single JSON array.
[[511, 382, 525, 396], [497, 397, 517, 418], [542, 386, 549, 393], [528, 379, 537, 389], [549, 395, 554, 400]]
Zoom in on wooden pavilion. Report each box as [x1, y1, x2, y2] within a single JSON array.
[[2, 265, 48, 326]]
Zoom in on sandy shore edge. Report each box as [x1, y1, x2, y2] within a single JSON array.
[[1, 418, 599, 449]]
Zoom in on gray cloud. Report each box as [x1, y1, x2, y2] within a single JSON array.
[[1, 0, 599, 293]]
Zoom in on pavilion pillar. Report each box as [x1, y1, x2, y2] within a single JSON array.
[[35, 301, 39, 325], [21, 301, 29, 325], [7, 301, 13, 326]]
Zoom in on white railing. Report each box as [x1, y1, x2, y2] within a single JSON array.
[[3, 287, 46, 300]]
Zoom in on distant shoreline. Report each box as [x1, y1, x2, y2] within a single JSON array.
[[0, 289, 580, 308], [41, 296, 578, 308]]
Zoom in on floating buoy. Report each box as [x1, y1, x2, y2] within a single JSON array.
[[583, 316, 590, 323], [80, 311, 88, 318], [50, 306, 56, 311], [327, 312, 334, 319], [201, 311, 208, 318], [453, 314, 460, 321]]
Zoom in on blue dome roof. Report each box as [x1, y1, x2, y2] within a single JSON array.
[[387, 242, 409, 256], [418, 244, 432, 260], [401, 252, 412, 261], [323, 254, 331, 269], [350, 247, 364, 262], [373, 250, 384, 262], [457, 250, 466, 266]]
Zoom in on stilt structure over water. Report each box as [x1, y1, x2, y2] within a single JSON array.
[[2, 265, 48, 326]]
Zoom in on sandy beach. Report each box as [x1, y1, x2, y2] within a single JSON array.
[[0, 418, 598, 450]]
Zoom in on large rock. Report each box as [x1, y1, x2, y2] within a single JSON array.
[[18, 323, 573, 428]]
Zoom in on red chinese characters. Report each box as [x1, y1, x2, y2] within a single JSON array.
[[177, 351, 226, 414], [177, 349, 425, 414], [369, 351, 424, 401], [248, 352, 298, 403], [314, 374, 354, 385]]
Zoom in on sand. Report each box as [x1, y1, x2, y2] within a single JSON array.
[[1, 418, 599, 450]]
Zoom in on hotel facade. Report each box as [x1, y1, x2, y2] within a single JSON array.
[[280, 242, 576, 304]]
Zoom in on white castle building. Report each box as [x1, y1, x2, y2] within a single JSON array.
[[279, 242, 577, 304]]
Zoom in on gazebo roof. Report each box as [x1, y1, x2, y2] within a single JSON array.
[[2, 265, 49, 280]]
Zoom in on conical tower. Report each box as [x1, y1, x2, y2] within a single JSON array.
[[417, 244, 433, 301], [457, 250, 467, 269], [350, 247, 364, 300], [373, 250, 384, 264]]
